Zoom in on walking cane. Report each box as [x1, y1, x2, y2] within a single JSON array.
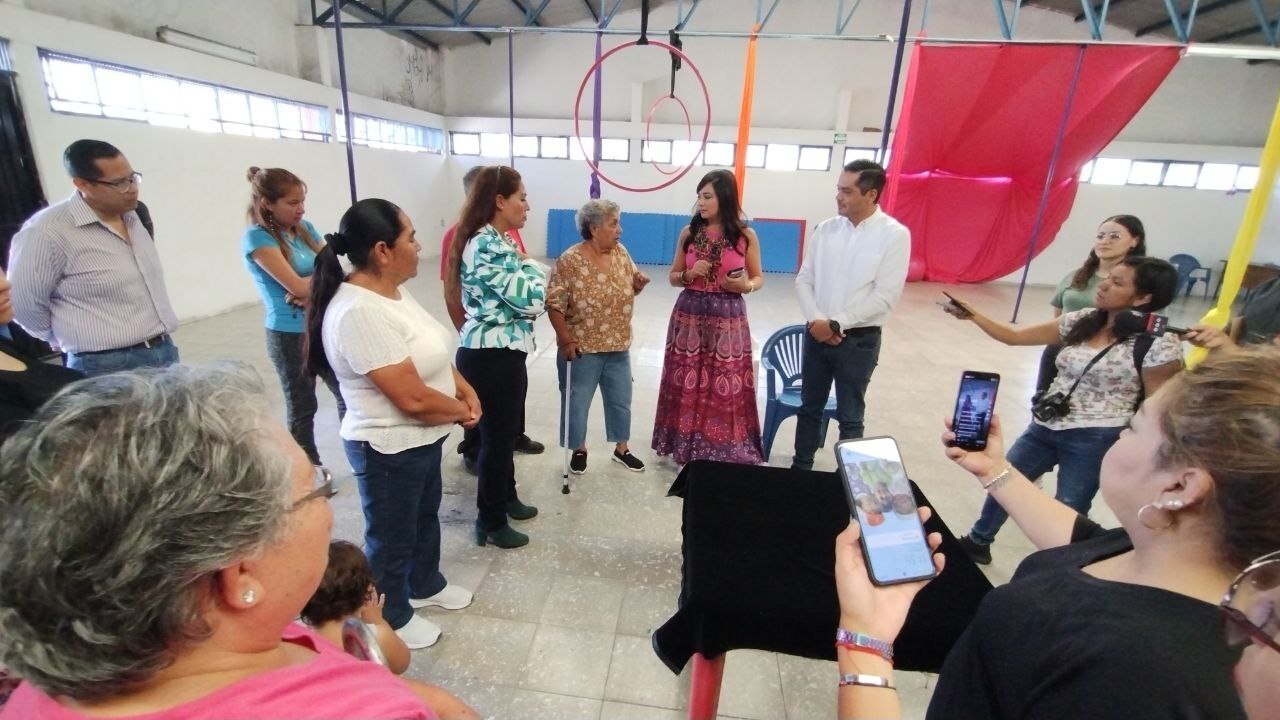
[[561, 356, 573, 495]]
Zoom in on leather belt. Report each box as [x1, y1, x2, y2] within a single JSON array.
[[77, 333, 171, 355]]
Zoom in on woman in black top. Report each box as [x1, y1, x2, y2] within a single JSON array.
[[0, 266, 83, 441], [831, 347, 1280, 719]]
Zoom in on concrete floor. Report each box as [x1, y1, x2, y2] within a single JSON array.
[[173, 260, 1214, 720]]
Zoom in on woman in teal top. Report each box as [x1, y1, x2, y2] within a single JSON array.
[[444, 165, 546, 549], [241, 166, 344, 464], [1036, 214, 1147, 395]]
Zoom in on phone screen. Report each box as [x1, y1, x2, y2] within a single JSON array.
[[950, 371, 1000, 451], [835, 437, 936, 585]]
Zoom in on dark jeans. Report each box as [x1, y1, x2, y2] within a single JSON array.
[[456, 347, 527, 531], [792, 330, 882, 470], [343, 437, 448, 629], [265, 329, 346, 465], [66, 337, 179, 376], [968, 422, 1124, 546]]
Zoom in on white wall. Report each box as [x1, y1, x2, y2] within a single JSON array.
[[1, 2, 454, 322]]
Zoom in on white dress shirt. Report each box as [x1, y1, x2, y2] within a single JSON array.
[[795, 207, 911, 330], [8, 192, 178, 353]]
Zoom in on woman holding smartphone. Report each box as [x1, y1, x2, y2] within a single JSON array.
[[944, 256, 1182, 565], [652, 170, 765, 465], [829, 346, 1280, 719]]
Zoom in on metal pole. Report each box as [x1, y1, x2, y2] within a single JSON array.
[[508, 29, 516, 168], [1010, 45, 1086, 323], [877, 0, 913, 163], [331, 0, 358, 204]]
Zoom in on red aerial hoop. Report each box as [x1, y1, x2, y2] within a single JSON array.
[[573, 39, 712, 193], [645, 93, 692, 176]]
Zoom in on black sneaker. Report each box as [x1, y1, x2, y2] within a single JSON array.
[[515, 435, 545, 454], [612, 449, 645, 472], [957, 535, 992, 565], [570, 450, 588, 474]]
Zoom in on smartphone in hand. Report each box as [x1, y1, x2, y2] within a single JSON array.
[[835, 437, 937, 586], [947, 371, 1000, 451], [726, 267, 746, 279]]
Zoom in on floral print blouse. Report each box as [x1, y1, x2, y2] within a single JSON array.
[[545, 243, 638, 354], [459, 224, 547, 352]]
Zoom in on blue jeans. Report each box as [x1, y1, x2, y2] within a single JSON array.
[[66, 337, 179, 376], [556, 350, 632, 449], [968, 422, 1124, 546], [792, 330, 882, 470], [343, 437, 448, 629]]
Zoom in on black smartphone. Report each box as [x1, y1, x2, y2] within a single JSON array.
[[948, 371, 1000, 451], [835, 437, 937, 586], [726, 267, 745, 278], [941, 291, 962, 308]]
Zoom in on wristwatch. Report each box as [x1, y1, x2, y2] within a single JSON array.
[[828, 319, 842, 336]]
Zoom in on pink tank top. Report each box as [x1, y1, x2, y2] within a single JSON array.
[[683, 228, 746, 292]]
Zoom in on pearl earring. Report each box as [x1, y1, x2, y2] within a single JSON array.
[[242, 589, 256, 604], [1163, 499, 1185, 511]]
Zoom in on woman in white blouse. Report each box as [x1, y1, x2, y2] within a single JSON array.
[[306, 199, 480, 650]]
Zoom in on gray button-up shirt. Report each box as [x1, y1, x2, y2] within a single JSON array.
[[8, 192, 178, 353]]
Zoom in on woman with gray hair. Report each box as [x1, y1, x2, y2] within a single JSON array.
[[547, 198, 650, 475], [0, 365, 455, 719]]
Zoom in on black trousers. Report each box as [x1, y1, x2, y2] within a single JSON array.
[[456, 347, 527, 530]]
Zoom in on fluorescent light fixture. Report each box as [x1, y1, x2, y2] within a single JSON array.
[[156, 26, 257, 66], [1185, 43, 1280, 61]]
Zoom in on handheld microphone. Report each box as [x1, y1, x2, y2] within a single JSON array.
[[1114, 309, 1188, 336]]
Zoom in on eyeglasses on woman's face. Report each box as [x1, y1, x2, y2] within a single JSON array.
[[1222, 551, 1280, 655], [289, 465, 338, 511]]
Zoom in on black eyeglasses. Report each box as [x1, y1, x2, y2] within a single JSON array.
[[85, 172, 142, 193], [289, 465, 338, 511], [1221, 550, 1280, 655]]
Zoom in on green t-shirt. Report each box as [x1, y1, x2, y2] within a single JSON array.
[[1051, 271, 1102, 314]]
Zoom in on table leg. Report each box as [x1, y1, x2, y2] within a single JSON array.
[[688, 652, 726, 720]]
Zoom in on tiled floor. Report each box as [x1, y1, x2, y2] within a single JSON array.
[[174, 261, 1213, 720]]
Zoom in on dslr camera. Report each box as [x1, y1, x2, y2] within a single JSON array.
[[1031, 391, 1071, 423]]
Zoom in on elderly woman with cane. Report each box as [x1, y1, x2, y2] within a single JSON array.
[[547, 199, 650, 478]]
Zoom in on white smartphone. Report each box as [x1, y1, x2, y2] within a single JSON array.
[[835, 436, 937, 586]]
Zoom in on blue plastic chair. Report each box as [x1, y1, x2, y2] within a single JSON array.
[[1169, 253, 1212, 299], [760, 325, 838, 462]]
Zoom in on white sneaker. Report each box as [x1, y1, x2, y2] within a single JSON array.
[[409, 583, 474, 610], [394, 614, 441, 649]]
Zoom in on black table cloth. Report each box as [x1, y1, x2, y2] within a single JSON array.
[[652, 460, 993, 674]]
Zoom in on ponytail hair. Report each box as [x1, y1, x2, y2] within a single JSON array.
[[304, 199, 406, 375], [245, 166, 322, 262]]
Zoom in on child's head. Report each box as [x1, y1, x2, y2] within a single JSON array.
[[300, 540, 375, 626]]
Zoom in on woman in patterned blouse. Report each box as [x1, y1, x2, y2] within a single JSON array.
[[943, 256, 1183, 565], [444, 166, 546, 550], [547, 199, 650, 476], [652, 170, 766, 465]]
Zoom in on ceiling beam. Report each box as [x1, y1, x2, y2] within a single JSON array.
[[1138, 0, 1238, 36], [422, 0, 492, 44], [508, 0, 545, 27], [581, 0, 600, 23], [1204, 23, 1263, 41], [343, 0, 442, 50], [1072, 0, 1136, 22]]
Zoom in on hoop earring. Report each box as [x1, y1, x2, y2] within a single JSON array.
[[1137, 503, 1174, 531]]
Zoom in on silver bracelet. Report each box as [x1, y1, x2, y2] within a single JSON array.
[[838, 673, 895, 690], [981, 464, 1014, 492]]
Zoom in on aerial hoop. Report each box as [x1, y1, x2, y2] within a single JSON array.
[[645, 93, 692, 176], [573, 39, 711, 193]]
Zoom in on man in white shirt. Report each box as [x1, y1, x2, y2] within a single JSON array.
[[791, 160, 910, 470]]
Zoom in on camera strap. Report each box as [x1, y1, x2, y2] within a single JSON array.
[[1060, 340, 1124, 404]]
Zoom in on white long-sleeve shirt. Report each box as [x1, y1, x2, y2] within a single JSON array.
[[795, 208, 911, 330]]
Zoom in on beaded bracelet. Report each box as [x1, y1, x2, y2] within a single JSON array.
[[835, 629, 893, 663]]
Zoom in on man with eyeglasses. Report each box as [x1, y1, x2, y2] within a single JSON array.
[[7, 139, 179, 374]]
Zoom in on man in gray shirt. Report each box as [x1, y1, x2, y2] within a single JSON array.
[[8, 139, 178, 375]]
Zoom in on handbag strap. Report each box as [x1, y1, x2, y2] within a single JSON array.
[[1060, 340, 1123, 403]]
